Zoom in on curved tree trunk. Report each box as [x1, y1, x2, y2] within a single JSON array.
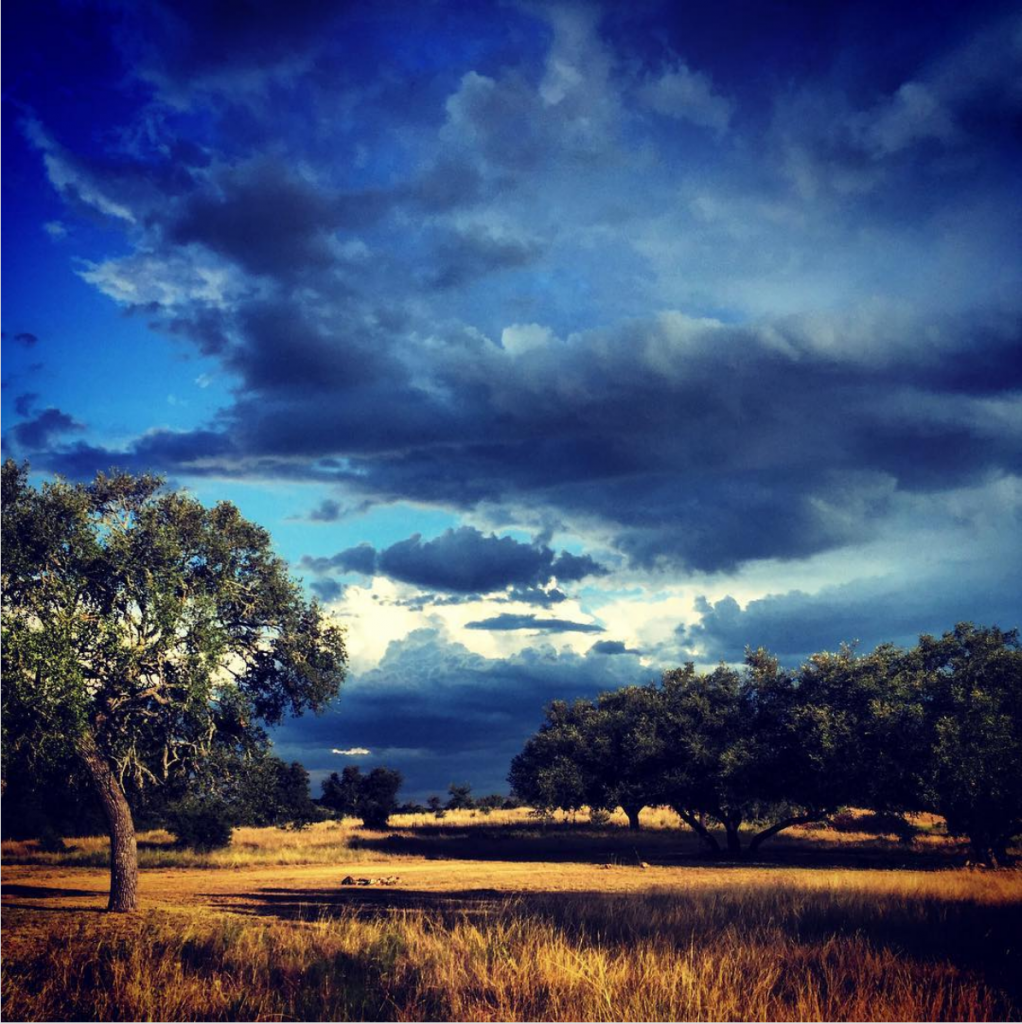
[[75, 730, 138, 912], [623, 805, 643, 831], [674, 807, 721, 854], [748, 813, 825, 855]]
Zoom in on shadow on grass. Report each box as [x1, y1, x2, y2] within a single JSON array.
[[223, 881, 1022, 1004], [349, 822, 967, 871], [2, 884, 101, 899], [214, 885, 513, 921]]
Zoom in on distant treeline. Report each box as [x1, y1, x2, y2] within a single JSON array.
[[319, 771, 520, 827], [510, 623, 1022, 865], [1, 746, 321, 848]]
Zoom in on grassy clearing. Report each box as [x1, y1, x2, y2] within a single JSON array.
[[4, 873, 1019, 1022], [0, 806, 966, 871], [1, 822, 374, 870]]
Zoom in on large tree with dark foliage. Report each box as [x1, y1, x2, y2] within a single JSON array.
[[911, 623, 1022, 865], [1, 462, 347, 910], [321, 765, 402, 828], [509, 686, 665, 829], [512, 629, 1021, 862], [660, 645, 914, 856]]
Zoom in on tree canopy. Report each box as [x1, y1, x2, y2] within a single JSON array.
[[510, 625, 1022, 863], [1, 462, 347, 909], [320, 765, 402, 828]]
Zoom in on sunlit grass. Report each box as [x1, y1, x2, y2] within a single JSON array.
[[4, 872, 1019, 1021], [3, 812, 1019, 1020], [0, 806, 966, 871], [1, 821, 371, 869]]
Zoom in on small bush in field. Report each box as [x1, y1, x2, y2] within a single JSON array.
[[37, 828, 68, 853], [589, 807, 611, 826], [166, 798, 233, 851], [829, 809, 916, 841]]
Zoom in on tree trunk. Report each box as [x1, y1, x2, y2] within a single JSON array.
[[674, 807, 721, 854], [75, 730, 139, 912], [968, 832, 1013, 868], [623, 805, 642, 831], [724, 820, 742, 858], [748, 813, 825, 855]]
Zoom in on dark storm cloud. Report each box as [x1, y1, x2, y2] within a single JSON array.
[[302, 527, 608, 593], [18, 0, 1022, 575], [302, 543, 378, 577], [10, 407, 84, 450], [309, 579, 346, 603], [589, 640, 642, 656], [165, 162, 367, 279], [505, 586, 568, 608], [430, 227, 545, 289], [270, 628, 647, 797], [26, 304, 1022, 571], [307, 499, 343, 522], [126, 0, 349, 91], [679, 556, 1022, 666], [465, 613, 605, 634], [13, 393, 39, 416]]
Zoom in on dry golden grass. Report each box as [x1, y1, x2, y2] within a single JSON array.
[[3, 813, 1020, 1021], [0, 806, 961, 871], [4, 873, 1020, 1022]]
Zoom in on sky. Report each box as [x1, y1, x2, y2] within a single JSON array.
[[3, 0, 1021, 800]]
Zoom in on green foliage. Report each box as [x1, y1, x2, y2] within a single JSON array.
[[1, 461, 348, 905], [1, 460, 347, 786], [359, 767, 403, 828], [320, 765, 403, 828], [510, 624, 1022, 862], [230, 755, 318, 830], [446, 783, 474, 810], [911, 623, 1022, 863], [509, 686, 666, 828], [476, 794, 506, 811], [829, 810, 917, 842], [321, 766, 364, 817], [165, 797, 234, 851]]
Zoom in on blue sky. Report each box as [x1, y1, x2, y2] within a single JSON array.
[[3, 0, 1021, 799]]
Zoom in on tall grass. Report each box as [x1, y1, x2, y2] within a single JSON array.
[[0, 822, 379, 869], [1, 807, 964, 871], [4, 876, 1019, 1021]]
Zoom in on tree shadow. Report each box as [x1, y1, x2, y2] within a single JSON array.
[[2, 883, 101, 899], [212, 880, 1021, 1003], [211, 885, 514, 921], [349, 823, 966, 871]]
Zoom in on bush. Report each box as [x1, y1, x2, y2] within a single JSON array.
[[37, 827, 68, 853], [357, 768, 403, 829], [829, 809, 916, 842], [166, 798, 234, 851]]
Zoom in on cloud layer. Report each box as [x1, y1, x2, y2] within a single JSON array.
[[4, 0, 1020, 795]]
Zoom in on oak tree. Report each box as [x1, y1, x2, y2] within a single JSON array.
[[1, 462, 347, 911]]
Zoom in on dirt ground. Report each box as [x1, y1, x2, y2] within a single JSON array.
[[5, 851, 1015, 926]]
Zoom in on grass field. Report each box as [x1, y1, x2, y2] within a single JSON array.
[[3, 810, 1020, 1021]]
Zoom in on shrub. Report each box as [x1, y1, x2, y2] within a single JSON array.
[[37, 827, 68, 853], [357, 768, 402, 829], [166, 798, 234, 851], [829, 809, 916, 842]]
